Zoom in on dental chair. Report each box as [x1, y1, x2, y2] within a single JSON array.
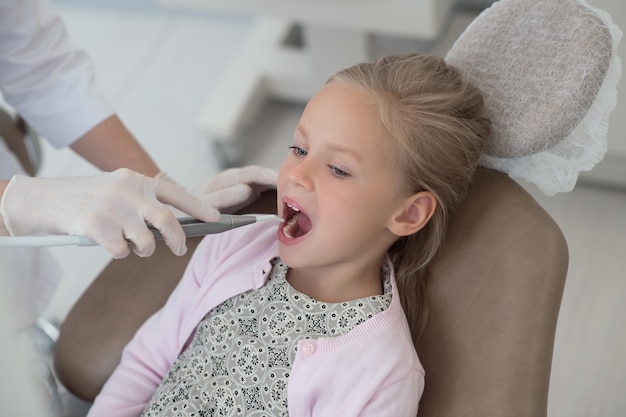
[[53, 0, 621, 415]]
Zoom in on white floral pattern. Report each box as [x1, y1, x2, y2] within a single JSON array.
[[142, 259, 392, 417]]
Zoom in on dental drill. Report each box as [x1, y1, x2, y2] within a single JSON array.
[[0, 214, 283, 247]]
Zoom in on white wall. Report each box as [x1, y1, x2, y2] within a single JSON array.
[[579, 0, 626, 188], [588, 0, 625, 156]]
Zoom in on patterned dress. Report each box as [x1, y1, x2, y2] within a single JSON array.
[[141, 258, 392, 417]]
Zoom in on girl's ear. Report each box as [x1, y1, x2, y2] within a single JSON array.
[[387, 191, 437, 237]]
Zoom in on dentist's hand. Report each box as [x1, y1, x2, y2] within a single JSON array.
[[0, 168, 221, 258], [187, 165, 278, 214]]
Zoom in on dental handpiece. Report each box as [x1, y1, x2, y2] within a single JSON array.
[[0, 214, 283, 247], [149, 214, 282, 240]]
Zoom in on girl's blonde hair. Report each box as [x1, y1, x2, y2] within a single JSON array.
[[330, 54, 491, 344]]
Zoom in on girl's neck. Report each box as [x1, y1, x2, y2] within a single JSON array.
[[286, 261, 385, 303]]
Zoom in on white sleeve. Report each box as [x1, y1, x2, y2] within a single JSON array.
[[0, 0, 114, 148]]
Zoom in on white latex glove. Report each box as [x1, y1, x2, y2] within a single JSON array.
[[170, 165, 278, 218], [0, 168, 221, 258]]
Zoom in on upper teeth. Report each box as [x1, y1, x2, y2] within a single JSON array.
[[287, 203, 300, 212]]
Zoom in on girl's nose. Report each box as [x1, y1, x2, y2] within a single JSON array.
[[288, 159, 314, 190]]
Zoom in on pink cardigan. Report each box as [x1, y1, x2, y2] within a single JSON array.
[[88, 222, 424, 417]]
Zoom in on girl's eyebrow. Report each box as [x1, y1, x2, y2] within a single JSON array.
[[326, 143, 362, 162], [296, 123, 361, 162]]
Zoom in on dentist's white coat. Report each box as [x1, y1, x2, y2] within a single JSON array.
[[0, 0, 113, 328]]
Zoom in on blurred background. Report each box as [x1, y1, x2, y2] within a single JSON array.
[[23, 0, 626, 415]]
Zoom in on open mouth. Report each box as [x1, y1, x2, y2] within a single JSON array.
[[282, 202, 312, 239]]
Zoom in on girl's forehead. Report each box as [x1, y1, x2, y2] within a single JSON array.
[[302, 83, 380, 131], [299, 83, 394, 152]]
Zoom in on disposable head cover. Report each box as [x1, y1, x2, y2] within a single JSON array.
[[446, 0, 622, 195]]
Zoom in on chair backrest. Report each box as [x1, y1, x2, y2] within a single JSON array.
[[54, 169, 568, 417], [416, 168, 567, 416]]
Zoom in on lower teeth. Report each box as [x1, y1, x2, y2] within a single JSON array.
[[283, 214, 300, 238]]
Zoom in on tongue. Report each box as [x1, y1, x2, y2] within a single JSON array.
[[296, 212, 312, 234]]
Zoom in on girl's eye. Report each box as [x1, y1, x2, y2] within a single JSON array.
[[289, 146, 307, 157], [329, 165, 350, 178]]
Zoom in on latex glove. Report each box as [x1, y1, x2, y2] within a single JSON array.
[[170, 165, 278, 218], [0, 168, 221, 258]]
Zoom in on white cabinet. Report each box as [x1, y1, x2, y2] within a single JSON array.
[[158, 0, 456, 158]]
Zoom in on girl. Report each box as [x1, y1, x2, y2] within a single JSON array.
[[87, 53, 490, 417]]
